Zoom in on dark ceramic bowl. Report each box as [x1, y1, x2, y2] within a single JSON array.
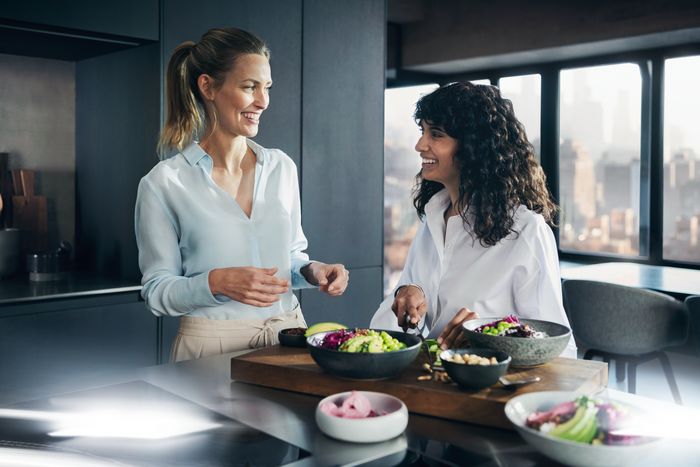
[[462, 318, 571, 367], [439, 348, 511, 390], [306, 329, 421, 380], [278, 327, 308, 348]]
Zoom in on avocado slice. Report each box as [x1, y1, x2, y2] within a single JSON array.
[[305, 322, 348, 337]]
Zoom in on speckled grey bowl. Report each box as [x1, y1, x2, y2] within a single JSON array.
[[461, 318, 571, 367]]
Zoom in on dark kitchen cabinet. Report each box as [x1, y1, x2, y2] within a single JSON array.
[[299, 0, 386, 321], [300, 0, 385, 270], [162, 0, 303, 165], [75, 43, 161, 280], [0, 0, 159, 41], [0, 293, 157, 397]]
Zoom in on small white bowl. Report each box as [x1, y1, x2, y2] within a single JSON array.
[[505, 391, 662, 467], [315, 391, 408, 443]]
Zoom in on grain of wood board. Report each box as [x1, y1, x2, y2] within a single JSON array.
[[230, 345, 608, 430]]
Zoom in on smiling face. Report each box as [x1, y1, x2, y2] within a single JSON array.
[[200, 53, 272, 138], [415, 120, 461, 190]]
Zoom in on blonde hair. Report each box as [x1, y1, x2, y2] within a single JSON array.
[[158, 28, 270, 157]]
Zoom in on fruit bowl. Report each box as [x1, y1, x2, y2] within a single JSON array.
[[462, 317, 571, 366], [504, 391, 661, 467], [306, 329, 421, 379]]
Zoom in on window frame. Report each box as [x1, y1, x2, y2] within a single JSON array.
[[387, 43, 700, 271]]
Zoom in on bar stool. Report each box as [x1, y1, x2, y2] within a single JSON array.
[[562, 279, 688, 404]]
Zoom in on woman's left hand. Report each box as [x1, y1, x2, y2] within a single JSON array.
[[302, 262, 349, 296], [437, 307, 479, 350]]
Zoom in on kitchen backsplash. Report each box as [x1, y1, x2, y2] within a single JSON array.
[[0, 53, 75, 249]]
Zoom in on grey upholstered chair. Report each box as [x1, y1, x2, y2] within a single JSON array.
[[685, 295, 700, 357], [562, 279, 688, 404]]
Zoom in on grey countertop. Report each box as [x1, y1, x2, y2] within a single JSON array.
[[0, 272, 141, 305], [1, 350, 699, 466]]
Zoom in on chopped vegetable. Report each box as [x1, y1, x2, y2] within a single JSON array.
[[475, 315, 548, 338], [320, 329, 407, 353]]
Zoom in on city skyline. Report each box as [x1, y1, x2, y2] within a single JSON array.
[[384, 63, 700, 295]]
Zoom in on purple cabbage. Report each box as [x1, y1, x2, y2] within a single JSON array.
[[320, 329, 356, 350]]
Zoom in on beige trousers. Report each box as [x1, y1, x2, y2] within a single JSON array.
[[170, 306, 307, 362]]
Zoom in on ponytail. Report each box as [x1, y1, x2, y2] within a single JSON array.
[[157, 28, 270, 158], [158, 41, 205, 157]]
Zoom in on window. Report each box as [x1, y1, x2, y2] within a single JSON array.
[[470, 79, 491, 86], [663, 56, 700, 263], [558, 64, 642, 256], [384, 84, 438, 296], [386, 46, 700, 273], [499, 74, 542, 159]]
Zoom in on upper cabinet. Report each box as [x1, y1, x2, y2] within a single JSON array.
[[0, 0, 159, 41]]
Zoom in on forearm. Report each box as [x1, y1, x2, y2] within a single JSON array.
[[141, 270, 221, 317]]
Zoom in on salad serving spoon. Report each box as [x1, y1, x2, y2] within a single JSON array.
[[499, 375, 541, 388]]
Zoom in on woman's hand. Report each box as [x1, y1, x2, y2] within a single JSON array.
[[302, 262, 349, 296], [392, 285, 427, 331], [209, 267, 289, 307], [437, 307, 479, 350]]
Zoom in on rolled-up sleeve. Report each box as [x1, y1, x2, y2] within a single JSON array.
[[135, 179, 221, 317]]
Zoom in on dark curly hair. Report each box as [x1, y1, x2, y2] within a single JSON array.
[[413, 81, 557, 246]]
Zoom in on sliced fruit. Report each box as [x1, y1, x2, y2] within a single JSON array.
[[304, 322, 348, 337], [575, 413, 599, 444], [553, 407, 598, 442], [550, 407, 586, 438]]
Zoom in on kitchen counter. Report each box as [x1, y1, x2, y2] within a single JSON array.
[[0, 272, 140, 305], [1, 350, 699, 466]]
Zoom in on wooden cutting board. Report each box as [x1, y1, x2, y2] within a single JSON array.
[[230, 345, 608, 430], [11, 169, 48, 252]]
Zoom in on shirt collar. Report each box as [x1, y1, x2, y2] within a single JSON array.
[[182, 139, 268, 170], [182, 142, 210, 167], [424, 188, 451, 218]]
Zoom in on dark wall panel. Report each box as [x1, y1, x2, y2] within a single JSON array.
[[0, 0, 159, 41], [162, 0, 302, 165], [300, 266, 382, 327], [76, 43, 161, 280], [301, 0, 385, 270]]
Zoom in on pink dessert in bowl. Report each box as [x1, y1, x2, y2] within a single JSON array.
[[315, 391, 408, 443]]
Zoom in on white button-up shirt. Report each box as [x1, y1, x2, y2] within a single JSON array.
[[135, 140, 314, 320], [371, 189, 577, 358]]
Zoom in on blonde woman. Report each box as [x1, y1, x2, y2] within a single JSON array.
[[135, 28, 348, 361]]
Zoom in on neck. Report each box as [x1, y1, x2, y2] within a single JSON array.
[[200, 132, 249, 172], [445, 183, 461, 215]]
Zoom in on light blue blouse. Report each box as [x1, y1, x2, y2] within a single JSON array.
[[135, 140, 315, 320]]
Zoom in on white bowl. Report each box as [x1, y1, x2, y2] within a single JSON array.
[[504, 391, 661, 467], [315, 391, 408, 443]]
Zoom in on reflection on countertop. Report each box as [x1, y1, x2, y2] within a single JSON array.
[[0, 272, 140, 305]]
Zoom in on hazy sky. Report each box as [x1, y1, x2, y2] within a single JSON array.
[[386, 57, 700, 163], [664, 56, 700, 160]]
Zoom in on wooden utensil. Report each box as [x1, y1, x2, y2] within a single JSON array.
[[11, 169, 23, 196], [0, 153, 11, 227], [12, 169, 48, 252]]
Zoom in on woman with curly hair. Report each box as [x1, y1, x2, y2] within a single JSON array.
[[371, 81, 576, 357]]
